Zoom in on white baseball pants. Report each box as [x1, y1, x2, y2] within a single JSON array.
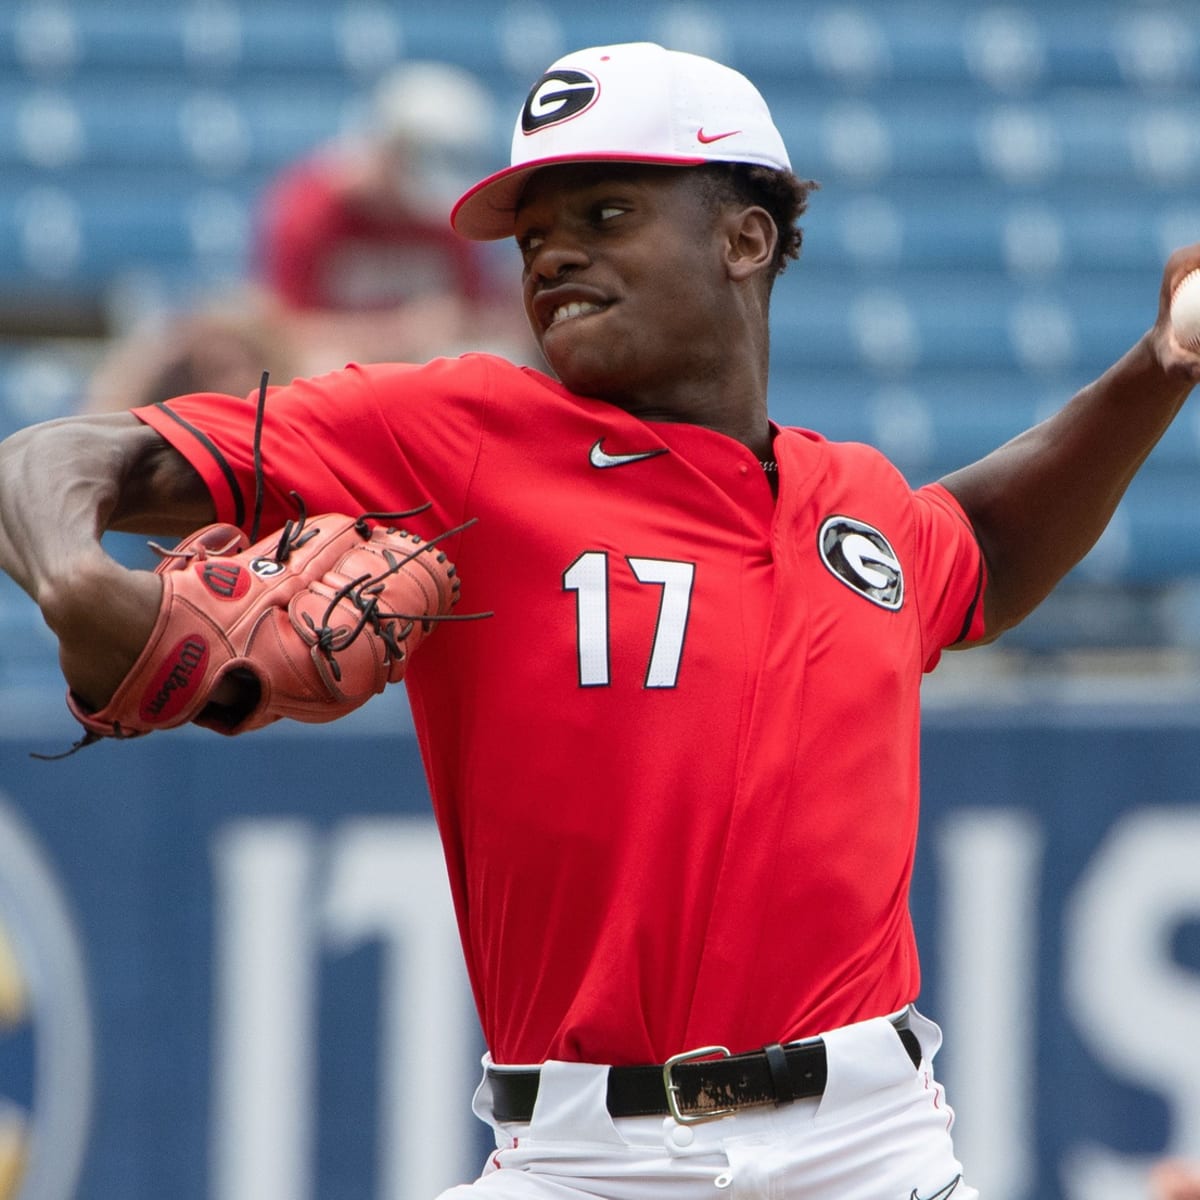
[[438, 1008, 979, 1200]]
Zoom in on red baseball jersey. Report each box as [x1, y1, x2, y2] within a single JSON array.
[[134, 353, 985, 1067]]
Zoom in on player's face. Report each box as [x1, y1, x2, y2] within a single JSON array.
[[514, 164, 735, 409]]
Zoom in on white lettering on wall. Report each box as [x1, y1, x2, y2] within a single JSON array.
[[210, 818, 475, 1200], [935, 808, 1044, 1200], [1063, 808, 1200, 1200]]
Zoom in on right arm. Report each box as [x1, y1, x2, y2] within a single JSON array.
[[0, 412, 215, 709]]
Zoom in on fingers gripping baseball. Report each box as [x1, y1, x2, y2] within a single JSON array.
[[1162, 244, 1200, 380], [64, 510, 464, 744]]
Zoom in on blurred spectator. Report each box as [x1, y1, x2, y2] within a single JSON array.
[[258, 60, 493, 312], [252, 59, 532, 369], [1152, 1160, 1200, 1199], [85, 60, 534, 416], [84, 300, 297, 412]]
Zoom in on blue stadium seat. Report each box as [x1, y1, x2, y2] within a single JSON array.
[[769, 266, 1155, 376], [768, 92, 1200, 187], [0, 343, 91, 437], [736, 3, 1199, 91], [0, 0, 1196, 608]]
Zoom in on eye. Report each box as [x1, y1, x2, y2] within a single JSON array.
[[516, 232, 544, 262], [596, 204, 626, 223]]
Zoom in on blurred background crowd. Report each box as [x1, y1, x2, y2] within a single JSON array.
[[2, 0, 1200, 707], [1, 3, 1200, 1200]]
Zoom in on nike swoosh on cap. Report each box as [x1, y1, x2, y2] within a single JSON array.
[[588, 439, 669, 469], [697, 127, 741, 144]]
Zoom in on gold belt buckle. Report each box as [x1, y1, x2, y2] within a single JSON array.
[[662, 1044, 734, 1125]]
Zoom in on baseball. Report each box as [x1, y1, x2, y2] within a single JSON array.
[[1170, 269, 1200, 349]]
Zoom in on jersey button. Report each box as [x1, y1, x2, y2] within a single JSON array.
[[664, 1117, 695, 1147], [738, 463, 749, 476]]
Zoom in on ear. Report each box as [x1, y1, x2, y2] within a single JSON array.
[[723, 206, 777, 283]]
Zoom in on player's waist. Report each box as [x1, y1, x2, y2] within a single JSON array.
[[486, 1007, 919, 1125]]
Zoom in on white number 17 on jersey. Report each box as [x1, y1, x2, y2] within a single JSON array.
[[562, 551, 695, 689]]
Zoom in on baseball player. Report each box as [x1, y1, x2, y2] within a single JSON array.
[[2, 41, 1199, 1200]]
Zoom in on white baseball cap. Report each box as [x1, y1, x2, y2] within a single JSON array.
[[450, 42, 791, 240]]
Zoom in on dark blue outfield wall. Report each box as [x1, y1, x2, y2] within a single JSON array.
[[1, 694, 1199, 1200]]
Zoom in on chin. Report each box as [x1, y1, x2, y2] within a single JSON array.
[[543, 344, 632, 403]]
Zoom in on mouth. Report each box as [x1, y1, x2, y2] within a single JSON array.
[[548, 300, 606, 327], [532, 286, 611, 334]]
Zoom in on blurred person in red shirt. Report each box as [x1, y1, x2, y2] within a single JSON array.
[[86, 61, 533, 418], [254, 59, 531, 369]]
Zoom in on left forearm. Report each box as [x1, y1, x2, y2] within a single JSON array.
[[941, 326, 1196, 638]]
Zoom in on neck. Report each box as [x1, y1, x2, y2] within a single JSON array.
[[622, 399, 773, 459], [605, 355, 772, 461]]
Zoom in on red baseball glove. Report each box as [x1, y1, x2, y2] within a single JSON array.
[[64, 508, 464, 744]]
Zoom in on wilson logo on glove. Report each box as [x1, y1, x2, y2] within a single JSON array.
[[199, 561, 249, 600], [139, 636, 210, 723]]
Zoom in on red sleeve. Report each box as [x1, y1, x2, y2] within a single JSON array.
[[131, 355, 492, 542], [912, 480, 988, 670]]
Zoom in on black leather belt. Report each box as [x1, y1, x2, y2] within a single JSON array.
[[488, 1019, 922, 1125]]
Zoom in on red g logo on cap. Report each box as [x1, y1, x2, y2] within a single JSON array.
[[522, 69, 599, 133]]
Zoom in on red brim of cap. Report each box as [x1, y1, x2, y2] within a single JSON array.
[[450, 152, 708, 241]]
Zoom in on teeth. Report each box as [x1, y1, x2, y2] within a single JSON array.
[[550, 301, 602, 325]]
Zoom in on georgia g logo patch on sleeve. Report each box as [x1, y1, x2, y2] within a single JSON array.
[[818, 515, 905, 611]]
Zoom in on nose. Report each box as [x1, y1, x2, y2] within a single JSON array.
[[524, 229, 590, 283]]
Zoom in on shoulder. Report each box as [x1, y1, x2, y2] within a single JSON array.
[[778, 426, 912, 492], [354, 353, 577, 409], [819, 432, 904, 474], [777, 427, 949, 555]]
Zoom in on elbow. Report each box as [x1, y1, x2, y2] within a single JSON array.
[[36, 549, 114, 642], [974, 565, 1058, 645], [964, 530, 1044, 646]]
